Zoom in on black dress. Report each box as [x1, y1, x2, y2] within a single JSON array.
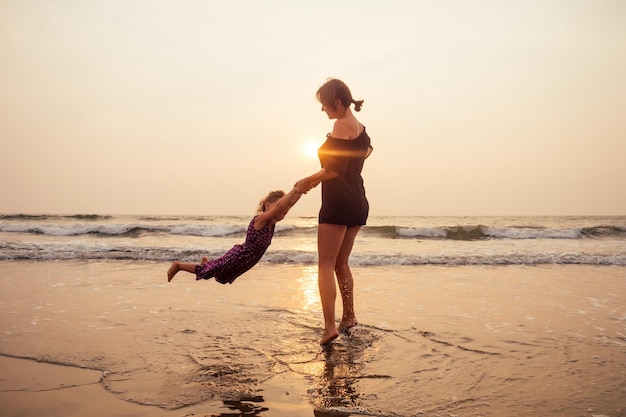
[[318, 127, 373, 228]]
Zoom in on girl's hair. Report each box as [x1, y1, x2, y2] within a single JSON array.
[[316, 78, 364, 112], [258, 190, 285, 213]]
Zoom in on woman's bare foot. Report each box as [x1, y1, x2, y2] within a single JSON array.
[[201, 256, 208, 265], [320, 328, 339, 345], [338, 318, 358, 332], [167, 261, 181, 282]]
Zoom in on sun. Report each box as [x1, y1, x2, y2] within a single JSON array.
[[303, 140, 319, 160]]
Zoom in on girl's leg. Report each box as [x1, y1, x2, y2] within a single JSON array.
[[167, 261, 199, 282], [335, 226, 361, 331], [317, 223, 347, 344]]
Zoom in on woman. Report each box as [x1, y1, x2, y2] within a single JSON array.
[[295, 79, 373, 345]]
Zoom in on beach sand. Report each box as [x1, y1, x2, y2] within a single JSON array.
[[1, 261, 625, 416]]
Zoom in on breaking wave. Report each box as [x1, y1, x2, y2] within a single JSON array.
[[1, 241, 625, 266]]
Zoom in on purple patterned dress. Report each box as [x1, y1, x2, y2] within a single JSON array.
[[195, 216, 275, 284]]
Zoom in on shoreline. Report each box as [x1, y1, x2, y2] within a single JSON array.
[[0, 353, 318, 417], [1, 352, 345, 417], [1, 261, 625, 416]]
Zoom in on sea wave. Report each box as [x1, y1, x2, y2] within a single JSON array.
[[0, 222, 246, 238], [0, 214, 112, 221], [389, 225, 626, 240], [1, 241, 624, 266], [2, 221, 625, 240]]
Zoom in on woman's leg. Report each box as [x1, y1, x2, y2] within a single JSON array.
[[336, 226, 361, 331], [317, 223, 347, 344]]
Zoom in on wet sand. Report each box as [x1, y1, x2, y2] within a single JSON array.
[[1, 261, 625, 416]]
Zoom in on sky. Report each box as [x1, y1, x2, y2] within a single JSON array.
[[1, 0, 625, 216]]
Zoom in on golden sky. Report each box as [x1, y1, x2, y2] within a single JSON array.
[[1, 0, 625, 216]]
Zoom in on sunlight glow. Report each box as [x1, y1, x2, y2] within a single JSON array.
[[303, 140, 320, 160], [297, 265, 319, 312]]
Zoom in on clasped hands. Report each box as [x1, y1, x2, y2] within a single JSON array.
[[295, 178, 320, 194]]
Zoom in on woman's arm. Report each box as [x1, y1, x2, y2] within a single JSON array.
[[295, 168, 338, 194]]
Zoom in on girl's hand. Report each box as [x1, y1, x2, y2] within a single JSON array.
[[295, 169, 326, 193], [295, 178, 313, 194]]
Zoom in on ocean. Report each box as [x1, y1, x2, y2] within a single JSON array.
[[1, 214, 625, 266], [1, 214, 625, 416]]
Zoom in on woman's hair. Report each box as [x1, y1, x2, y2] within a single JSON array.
[[316, 78, 364, 112], [258, 190, 285, 213]]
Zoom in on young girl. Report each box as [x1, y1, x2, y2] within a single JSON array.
[[167, 187, 302, 284]]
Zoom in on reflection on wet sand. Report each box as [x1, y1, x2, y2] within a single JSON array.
[[318, 344, 362, 410], [296, 265, 322, 314], [310, 326, 384, 416], [188, 324, 383, 417], [219, 397, 268, 416]]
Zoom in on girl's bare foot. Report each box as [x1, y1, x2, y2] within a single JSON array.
[[320, 328, 339, 345], [167, 261, 181, 282], [338, 318, 358, 332]]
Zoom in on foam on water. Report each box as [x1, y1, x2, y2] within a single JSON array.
[[1, 215, 625, 266]]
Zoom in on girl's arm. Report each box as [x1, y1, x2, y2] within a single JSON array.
[[274, 187, 302, 213], [254, 187, 302, 230]]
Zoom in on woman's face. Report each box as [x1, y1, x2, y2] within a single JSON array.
[[321, 98, 343, 119]]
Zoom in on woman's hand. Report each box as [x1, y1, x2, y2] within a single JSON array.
[[295, 178, 317, 194], [295, 169, 329, 193], [294, 178, 310, 194]]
